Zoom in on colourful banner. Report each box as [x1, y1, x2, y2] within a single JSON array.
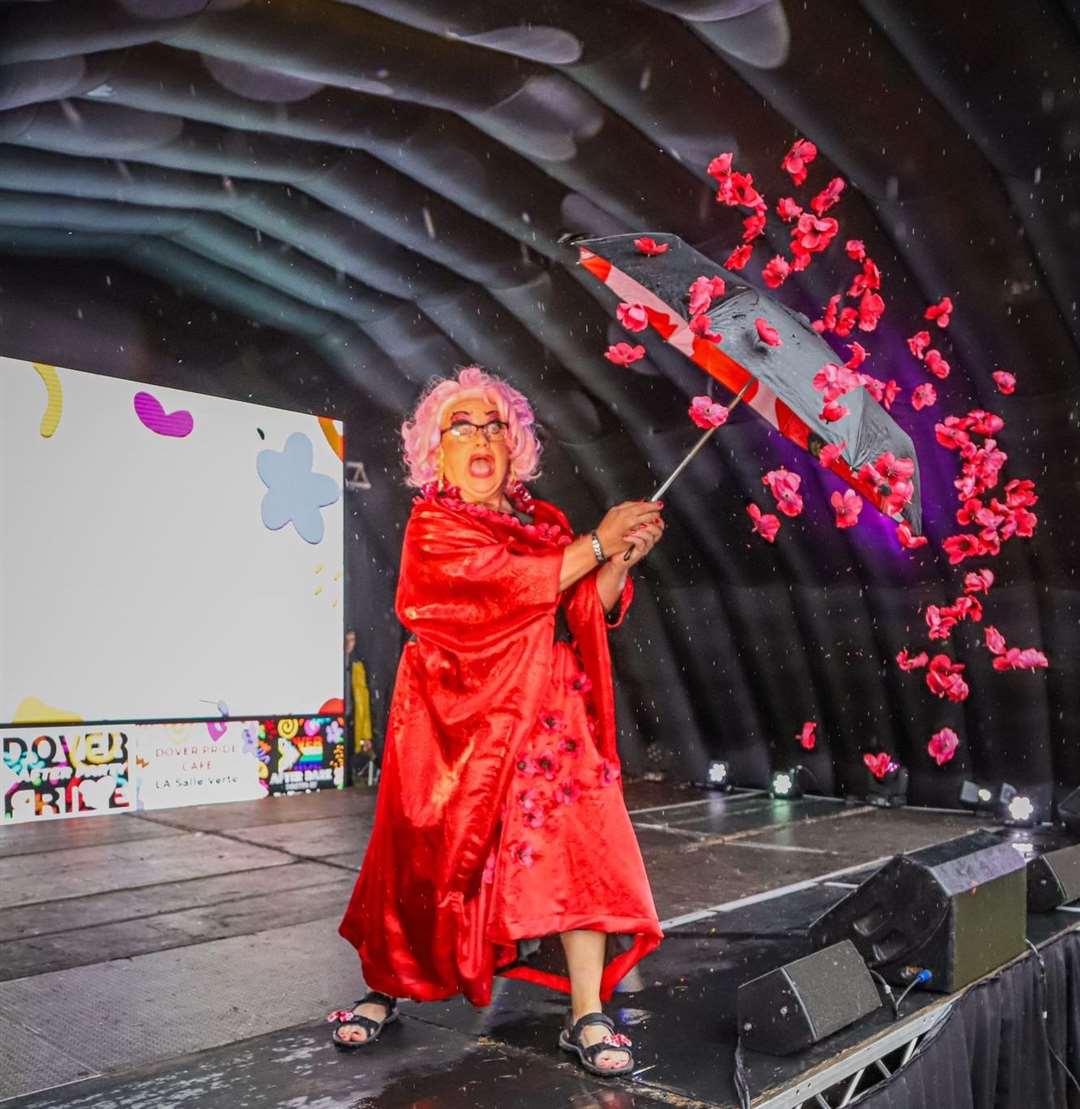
[[2, 728, 133, 822], [2, 714, 346, 823], [131, 722, 266, 811], [267, 715, 346, 795]]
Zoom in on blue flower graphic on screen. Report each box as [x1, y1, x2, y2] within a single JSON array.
[[241, 724, 260, 756], [257, 432, 340, 544]]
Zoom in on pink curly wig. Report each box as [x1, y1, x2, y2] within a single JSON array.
[[401, 365, 543, 488]]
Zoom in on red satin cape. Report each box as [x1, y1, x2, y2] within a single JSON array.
[[338, 490, 662, 1006]]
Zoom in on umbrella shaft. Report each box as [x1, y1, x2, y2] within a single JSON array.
[[650, 378, 753, 500], [650, 427, 715, 501], [622, 379, 753, 562]]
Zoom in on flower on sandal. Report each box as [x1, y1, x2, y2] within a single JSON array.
[[327, 1010, 355, 1023], [604, 1032, 633, 1047]]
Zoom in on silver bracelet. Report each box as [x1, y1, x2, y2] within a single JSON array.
[[590, 530, 607, 564]]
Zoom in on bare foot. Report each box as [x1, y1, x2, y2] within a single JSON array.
[[336, 998, 394, 1043]]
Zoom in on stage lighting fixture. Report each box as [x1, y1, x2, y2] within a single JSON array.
[[960, 780, 1038, 827], [865, 763, 909, 809], [643, 740, 674, 782], [771, 765, 813, 799], [959, 780, 1011, 812], [1003, 794, 1036, 828], [705, 759, 733, 791]]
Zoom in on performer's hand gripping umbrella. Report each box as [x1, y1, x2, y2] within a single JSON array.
[[576, 233, 923, 554]]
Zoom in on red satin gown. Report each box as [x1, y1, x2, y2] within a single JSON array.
[[339, 484, 663, 1007]]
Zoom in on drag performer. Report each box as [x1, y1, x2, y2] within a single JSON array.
[[333, 365, 665, 1076]]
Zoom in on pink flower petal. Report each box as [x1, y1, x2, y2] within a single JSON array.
[[634, 236, 669, 256], [604, 342, 646, 366], [912, 382, 938, 411], [897, 649, 929, 671], [781, 138, 817, 186], [689, 395, 730, 429], [928, 728, 959, 767], [762, 255, 791, 289], [616, 302, 649, 333], [992, 369, 1016, 395], [747, 502, 781, 543], [925, 296, 953, 328]]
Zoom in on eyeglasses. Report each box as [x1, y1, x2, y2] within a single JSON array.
[[440, 420, 507, 442]]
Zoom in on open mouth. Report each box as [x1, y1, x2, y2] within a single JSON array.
[[467, 452, 496, 479]]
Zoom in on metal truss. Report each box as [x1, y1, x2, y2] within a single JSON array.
[[753, 1000, 954, 1108]]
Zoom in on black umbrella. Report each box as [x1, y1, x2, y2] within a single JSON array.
[[577, 232, 923, 535]]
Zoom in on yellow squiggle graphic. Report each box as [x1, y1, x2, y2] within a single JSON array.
[[32, 362, 63, 438], [12, 696, 82, 724], [318, 416, 344, 461]]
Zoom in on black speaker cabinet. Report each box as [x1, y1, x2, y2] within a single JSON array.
[[1059, 787, 1080, 829], [736, 940, 881, 1056], [1028, 844, 1080, 912], [810, 830, 1027, 992]]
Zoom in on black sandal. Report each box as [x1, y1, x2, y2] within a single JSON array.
[[558, 1012, 635, 1077], [327, 990, 399, 1050]]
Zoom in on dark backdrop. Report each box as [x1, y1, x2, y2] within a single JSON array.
[[1, 0, 1077, 809]]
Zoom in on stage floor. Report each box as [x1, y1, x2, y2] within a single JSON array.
[[0, 780, 1066, 1107]]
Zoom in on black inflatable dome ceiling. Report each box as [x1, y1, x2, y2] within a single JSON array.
[[1, 0, 1078, 807]]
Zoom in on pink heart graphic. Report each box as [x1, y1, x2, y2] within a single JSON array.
[[134, 391, 194, 438], [206, 721, 227, 742]]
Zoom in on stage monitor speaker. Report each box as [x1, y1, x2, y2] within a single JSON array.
[[736, 940, 881, 1056], [809, 830, 1027, 992], [1058, 787, 1080, 832], [1027, 844, 1080, 912]]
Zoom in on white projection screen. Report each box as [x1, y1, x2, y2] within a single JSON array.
[[1, 356, 345, 727]]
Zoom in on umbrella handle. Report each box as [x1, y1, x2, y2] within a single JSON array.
[[622, 378, 754, 562]]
